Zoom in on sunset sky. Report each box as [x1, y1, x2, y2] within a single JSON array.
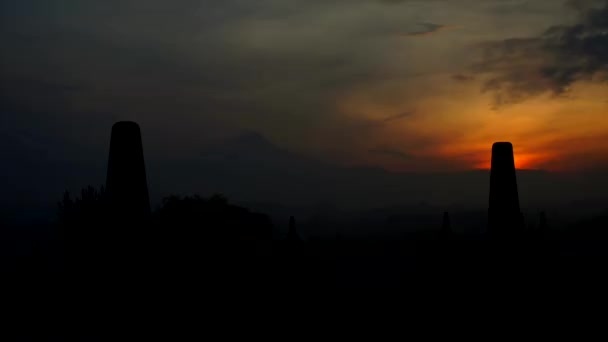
[[2, 0, 608, 172]]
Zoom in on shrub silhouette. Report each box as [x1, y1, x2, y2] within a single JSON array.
[[153, 194, 273, 244], [57, 185, 112, 270], [58, 186, 108, 225], [149, 194, 275, 289]]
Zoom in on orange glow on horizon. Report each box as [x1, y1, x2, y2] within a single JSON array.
[[335, 76, 608, 172], [473, 151, 556, 170]]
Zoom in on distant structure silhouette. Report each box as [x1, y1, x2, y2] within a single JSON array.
[[488, 142, 524, 235], [441, 212, 451, 236], [539, 211, 548, 231], [106, 121, 151, 219], [287, 216, 300, 241]]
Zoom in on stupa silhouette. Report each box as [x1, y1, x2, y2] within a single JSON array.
[[488, 142, 524, 234], [441, 212, 451, 235], [106, 121, 151, 219], [287, 216, 300, 242]]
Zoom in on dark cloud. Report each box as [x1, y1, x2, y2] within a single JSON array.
[[382, 111, 414, 122], [565, 0, 605, 11], [1, 0, 438, 158], [452, 74, 475, 82], [369, 147, 413, 160], [475, 1, 608, 105], [405, 22, 449, 36]]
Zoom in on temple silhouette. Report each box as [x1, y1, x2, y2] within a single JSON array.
[[487, 142, 524, 235]]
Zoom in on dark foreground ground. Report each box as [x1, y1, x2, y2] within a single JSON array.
[[2, 219, 608, 338], [3, 220, 608, 289]]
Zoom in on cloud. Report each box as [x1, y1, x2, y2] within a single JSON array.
[[474, 0, 608, 105], [369, 146, 413, 160], [565, 0, 605, 11], [452, 74, 475, 82], [404, 22, 452, 37], [0, 0, 570, 171], [382, 111, 414, 122]]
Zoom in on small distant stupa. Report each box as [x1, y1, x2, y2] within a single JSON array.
[[539, 211, 548, 231], [488, 142, 524, 234], [287, 216, 300, 242], [441, 212, 451, 235], [105, 121, 151, 219]]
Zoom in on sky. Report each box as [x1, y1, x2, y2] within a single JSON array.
[[2, 0, 608, 173]]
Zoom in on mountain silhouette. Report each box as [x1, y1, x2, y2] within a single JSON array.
[[146, 132, 608, 218], [200, 131, 317, 169]]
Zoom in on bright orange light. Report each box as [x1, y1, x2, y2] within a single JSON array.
[[473, 152, 553, 170]]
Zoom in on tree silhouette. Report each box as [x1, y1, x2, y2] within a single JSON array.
[[58, 186, 108, 225], [56, 185, 111, 271]]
